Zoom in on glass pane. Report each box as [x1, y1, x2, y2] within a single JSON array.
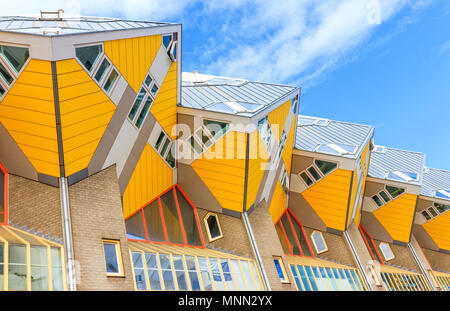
[[172, 255, 188, 290], [203, 120, 228, 141], [290, 265, 302, 291], [273, 259, 285, 281], [9, 245, 27, 290], [75, 45, 101, 72], [103, 69, 118, 92], [198, 257, 213, 291], [196, 128, 213, 148], [221, 259, 235, 290], [135, 96, 153, 128], [289, 214, 312, 256], [372, 195, 383, 207], [160, 138, 171, 157], [143, 200, 166, 243], [240, 260, 256, 291], [350, 270, 362, 290], [298, 266, 312, 291], [154, 132, 166, 151], [189, 136, 203, 154], [159, 254, 175, 290], [332, 268, 344, 291], [1, 45, 29, 72], [30, 246, 48, 290], [94, 58, 110, 82], [209, 258, 225, 290], [160, 190, 185, 245], [385, 186, 404, 198], [185, 256, 201, 291], [304, 266, 318, 291], [338, 269, 352, 290], [249, 261, 262, 291], [311, 232, 327, 253], [380, 243, 394, 260], [175, 188, 202, 246], [144, 75, 152, 87], [230, 260, 246, 291], [315, 160, 337, 176], [0, 62, 13, 85], [308, 166, 321, 181], [145, 253, 161, 290], [311, 266, 326, 290], [275, 222, 290, 254], [280, 214, 301, 255], [50, 247, 63, 291], [125, 211, 146, 240], [129, 88, 147, 121], [344, 269, 357, 291], [132, 252, 147, 290], [162, 35, 172, 49], [165, 143, 176, 168], [434, 203, 450, 214], [428, 208, 438, 217], [103, 242, 119, 274], [325, 267, 339, 290], [0, 83, 4, 96], [151, 84, 158, 95], [379, 191, 391, 203], [300, 172, 313, 186], [421, 210, 431, 220]]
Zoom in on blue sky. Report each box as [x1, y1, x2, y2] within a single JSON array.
[[3, 0, 449, 169]]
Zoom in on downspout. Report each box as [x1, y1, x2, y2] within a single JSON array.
[[51, 61, 77, 291], [407, 243, 436, 291], [242, 211, 271, 291], [343, 230, 374, 291]]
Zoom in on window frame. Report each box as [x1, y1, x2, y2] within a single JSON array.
[[0, 43, 30, 101], [187, 119, 230, 157], [151, 129, 176, 169], [371, 185, 405, 209], [203, 212, 223, 243], [298, 158, 338, 188], [310, 231, 328, 255], [102, 239, 124, 277], [378, 242, 395, 262], [273, 256, 290, 283]]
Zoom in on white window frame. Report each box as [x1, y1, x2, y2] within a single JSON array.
[[371, 185, 405, 209], [379, 242, 395, 261], [74, 42, 104, 74], [0, 42, 31, 76], [151, 129, 176, 169], [310, 231, 328, 254], [298, 159, 338, 188], [187, 119, 230, 157]]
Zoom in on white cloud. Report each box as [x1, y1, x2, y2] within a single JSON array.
[[0, 0, 433, 87]]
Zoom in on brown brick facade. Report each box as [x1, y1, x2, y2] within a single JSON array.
[[68, 165, 134, 290], [422, 248, 450, 273], [8, 174, 63, 240], [373, 239, 420, 272]]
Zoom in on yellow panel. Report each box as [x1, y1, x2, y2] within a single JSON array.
[[282, 115, 296, 174], [269, 182, 287, 224], [246, 130, 268, 210], [150, 62, 178, 139], [122, 144, 173, 219], [0, 59, 59, 177], [104, 34, 162, 93], [268, 99, 291, 141], [301, 169, 352, 231], [56, 59, 116, 176], [373, 193, 417, 243], [192, 131, 247, 213], [353, 141, 371, 228], [423, 212, 450, 251]]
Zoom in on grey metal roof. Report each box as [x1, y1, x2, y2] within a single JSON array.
[[0, 16, 171, 36], [368, 146, 425, 186], [180, 72, 298, 117], [421, 167, 450, 200], [294, 115, 374, 159]]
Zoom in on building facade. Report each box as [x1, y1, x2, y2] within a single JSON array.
[[0, 12, 448, 291]]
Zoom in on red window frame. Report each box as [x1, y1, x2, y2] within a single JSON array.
[[0, 162, 8, 225], [358, 224, 384, 264], [275, 208, 314, 257], [125, 184, 205, 248]]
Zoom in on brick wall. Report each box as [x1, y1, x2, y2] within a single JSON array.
[[303, 226, 356, 267], [8, 174, 63, 240], [197, 208, 253, 259], [248, 201, 296, 291], [373, 239, 420, 272], [68, 165, 134, 290], [422, 248, 450, 273]]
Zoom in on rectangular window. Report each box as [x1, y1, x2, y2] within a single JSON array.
[[103, 69, 118, 92], [220, 259, 236, 290], [240, 260, 257, 291], [172, 255, 189, 290], [102, 240, 123, 276], [129, 88, 147, 121], [428, 207, 438, 217], [209, 258, 225, 290], [300, 172, 313, 186], [273, 256, 288, 283], [50, 247, 64, 291], [230, 260, 246, 290], [94, 58, 110, 82], [379, 242, 395, 261], [8, 244, 27, 290], [185, 256, 201, 291], [0, 62, 13, 86], [145, 252, 162, 290], [132, 252, 147, 290], [159, 254, 176, 290], [311, 231, 328, 254], [198, 257, 213, 291], [290, 265, 303, 290], [135, 96, 153, 128], [30, 246, 49, 291]]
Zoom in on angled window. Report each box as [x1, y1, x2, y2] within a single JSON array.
[[435, 190, 450, 200], [299, 159, 337, 188], [129, 88, 147, 121], [257, 117, 273, 150], [275, 209, 313, 257], [204, 213, 223, 242], [372, 195, 383, 207], [103, 68, 118, 92], [385, 185, 404, 198], [143, 200, 165, 242], [0, 45, 29, 73], [373, 145, 386, 153], [307, 166, 321, 181], [189, 135, 204, 155], [94, 58, 110, 82], [299, 172, 313, 186], [316, 143, 357, 156], [169, 41, 177, 62], [135, 96, 153, 128], [195, 128, 213, 149], [379, 191, 391, 203], [421, 210, 431, 221], [0, 83, 5, 98], [314, 160, 337, 176], [165, 143, 176, 168], [152, 129, 175, 168], [427, 207, 438, 217], [154, 131, 166, 151], [144, 74, 152, 87], [280, 169, 289, 195], [310, 231, 328, 254], [162, 34, 173, 49], [273, 257, 289, 283], [0, 62, 13, 86], [151, 84, 159, 96], [388, 171, 418, 183], [204, 119, 228, 141], [75, 44, 102, 72], [102, 240, 123, 276], [434, 203, 450, 214], [379, 242, 395, 261], [372, 185, 405, 208]]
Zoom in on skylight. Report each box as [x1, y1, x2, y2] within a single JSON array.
[[316, 143, 357, 156], [373, 145, 386, 153], [298, 116, 329, 126], [435, 190, 450, 200], [387, 171, 418, 183], [207, 101, 262, 114]]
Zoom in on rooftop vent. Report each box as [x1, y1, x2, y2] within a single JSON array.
[[39, 9, 64, 21]]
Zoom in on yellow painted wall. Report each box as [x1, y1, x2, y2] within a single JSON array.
[[423, 212, 450, 251], [122, 143, 173, 219], [104, 34, 162, 93], [373, 193, 417, 243], [56, 59, 116, 176], [0, 59, 60, 176], [246, 130, 268, 210], [355, 145, 372, 227], [269, 181, 287, 224], [282, 116, 296, 174], [192, 131, 247, 213], [150, 62, 178, 139], [301, 169, 353, 231], [268, 99, 291, 142]]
